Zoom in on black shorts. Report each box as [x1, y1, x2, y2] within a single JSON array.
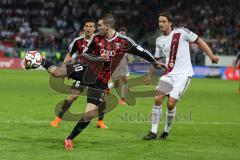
[[67, 62, 108, 106], [71, 80, 86, 92], [66, 62, 98, 84], [86, 79, 108, 106]]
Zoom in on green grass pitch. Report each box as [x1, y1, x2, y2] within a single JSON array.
[[0, 69, 240, 160]]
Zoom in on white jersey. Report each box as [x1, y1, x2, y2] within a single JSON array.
[[155, 27, 198, 77]]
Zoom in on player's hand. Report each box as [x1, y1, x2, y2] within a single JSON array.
[[144, 75, 151, 85], [101, 53, 110, 61], [155, 62, 168, 71], [211, 55, 219, 64]]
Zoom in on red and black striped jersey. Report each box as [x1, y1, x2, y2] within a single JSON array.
[[68, 34, 91, 60], [83, 32, 158, 83]]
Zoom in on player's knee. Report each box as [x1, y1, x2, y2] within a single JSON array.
[[84, 110, 96, 121], [155, 96, 163, 105], [122, 78, 128, 84], [114, 81, 120, 88], [51, 70, 61, 78]]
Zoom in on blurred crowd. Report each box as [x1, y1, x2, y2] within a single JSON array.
[[0, 0, 239, 62]]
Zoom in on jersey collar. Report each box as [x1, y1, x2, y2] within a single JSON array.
[[83, 33, 93, 43], [105, 32, 118, 42]]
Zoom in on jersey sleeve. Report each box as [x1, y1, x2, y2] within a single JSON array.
[[82, 36, 102, 61], [181, 27, 198, 43], [154, 38, 164, 58], [123, 36, 158, 66], [68, 39, 78, 55]]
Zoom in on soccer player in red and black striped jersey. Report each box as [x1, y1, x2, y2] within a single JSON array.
[[28, 14, 167, 151], [50, 19, 108, 129], [62, 14, 166, 151]]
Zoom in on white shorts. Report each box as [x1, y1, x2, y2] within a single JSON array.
[[156, 75, 191, 100]]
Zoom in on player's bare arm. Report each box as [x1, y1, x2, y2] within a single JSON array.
[[195, 37, 219, 64], [145, 58, 164, 85], [145, 65, 155, 85], [63, 52, 72, 64]]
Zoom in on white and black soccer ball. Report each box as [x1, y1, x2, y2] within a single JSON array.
[[24, 51, 42, 69]]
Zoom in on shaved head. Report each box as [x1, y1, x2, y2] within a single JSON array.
[[102, 14, 115, 29]]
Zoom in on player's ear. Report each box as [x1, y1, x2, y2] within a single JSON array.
[[106, 24, 111, 29]]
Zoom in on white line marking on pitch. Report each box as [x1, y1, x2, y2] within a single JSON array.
[[0, 120, 239, 125]]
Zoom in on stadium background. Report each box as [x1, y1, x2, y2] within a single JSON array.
[[0, 0, 240, 160], [1, 0, 239, 79]]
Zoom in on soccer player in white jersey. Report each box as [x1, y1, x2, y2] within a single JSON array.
[[108, 27, 129, 105], [143, 12, 219, 140]]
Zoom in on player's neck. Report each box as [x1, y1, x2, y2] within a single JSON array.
[[84, 34, 93, 40], [105, 29, 116, 40], [163, 28, 172, 35]]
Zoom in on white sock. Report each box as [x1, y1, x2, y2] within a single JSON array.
[[150, 105, 162, 134], [121, 83, 128, 99], [108, 82, 114, 89], [164, 107, 176, 133]]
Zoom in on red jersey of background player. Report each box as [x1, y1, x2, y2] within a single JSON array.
[[68, 34, 91, 61], [83, 32, 158, 83]]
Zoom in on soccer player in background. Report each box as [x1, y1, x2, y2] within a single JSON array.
[[234, 52, 240, 94], [107, 27, 129, 105], [51, 19, 108, 129], [26, 14, 166, 150], [143, 12, 219, 140]]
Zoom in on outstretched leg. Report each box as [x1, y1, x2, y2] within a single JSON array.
[[41, 58, 68, 78]]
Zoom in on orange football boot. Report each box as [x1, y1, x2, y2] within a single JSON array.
[[119, 98, 126, 105], [64, 139, 73, 151], [51, 117, 62, 127], [96, 120, 108, 129]]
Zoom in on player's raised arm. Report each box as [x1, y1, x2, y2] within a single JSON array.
[[194, 37, 219, 64], [121, 36, 167, 70]]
